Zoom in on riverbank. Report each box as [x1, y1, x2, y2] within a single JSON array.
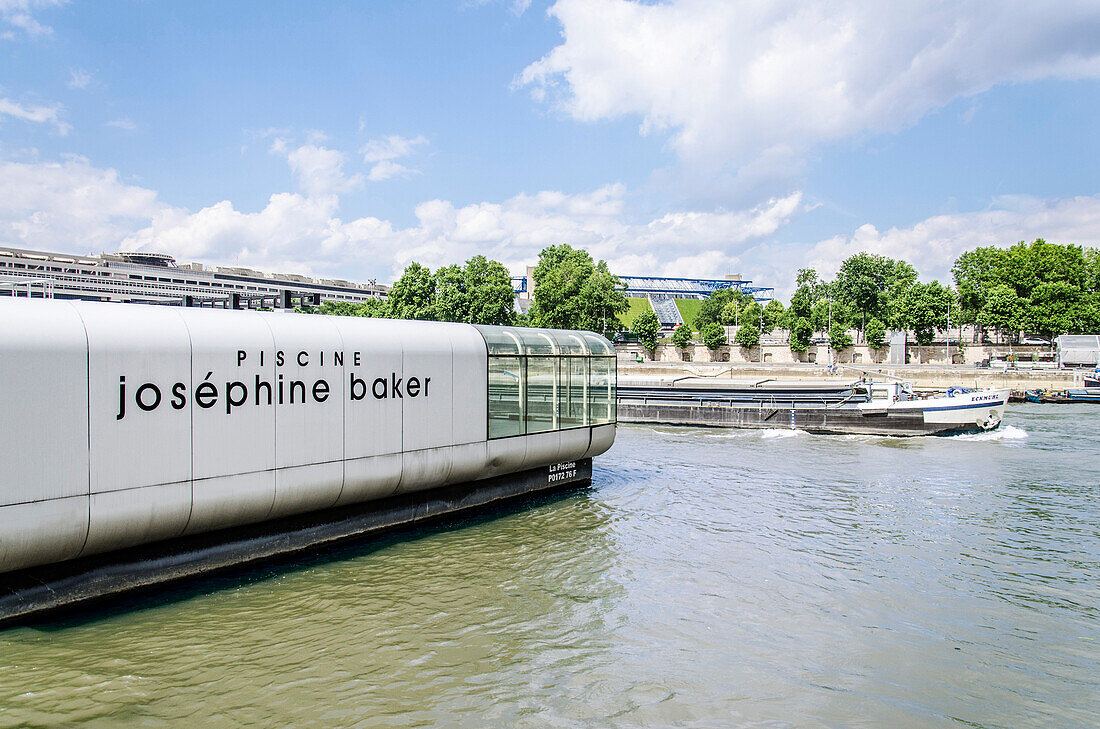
[[617, 360, 1084, 393]]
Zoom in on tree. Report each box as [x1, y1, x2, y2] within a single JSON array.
[[739, 300, 763, 335], [462, 255, 516, 325], [693, 287, 747, 331], [833, 253, 917, 335], [433, 264, 468, 322], [700, 322, 727, 350], [1026, 281, 1080, 341], [671, 324, 693, 349], [829, 323, 852, 352], [528, 244, 627, 335], [386, 262, 436, 320], [977, 284, 1025, 342], [762, 299, 785, 333], [631, 309, 660, 352], [734, 322, 760, 349], [864, 317, 887, 350], [719, 301, 740, 325], [895, 281, 952, 345], [789, 317, 813, 352]]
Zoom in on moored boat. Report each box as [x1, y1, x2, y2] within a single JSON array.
[[617, 378, 1009, 436]]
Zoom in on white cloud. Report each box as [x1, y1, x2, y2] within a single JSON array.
[[0, 0, 63, 39], [799, 195, 1100, 288], [520, 0, 1100, 173], [270, 138, 363, 199], [106, 118, 135, 131], [360, 134, 429, 163], [367, 160, 416, 182], [66, 68, 92, 89], [0, 97, 70, 134], [0, 155, 164, 251], [359, 134, 428, 181]]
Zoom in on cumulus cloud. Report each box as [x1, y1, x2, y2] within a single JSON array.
[[0, 155, 164, 251], [799, 195, 1100, 288], [106, 118, 135, 131], [520, 0, 1100, 173], [0, 97, 70, 134], [269, 138, 363, 199], [360, 134, 428, 182], [0, 0, 63, 39]]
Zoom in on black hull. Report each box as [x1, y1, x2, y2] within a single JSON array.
[[617, 402, 980, 437]]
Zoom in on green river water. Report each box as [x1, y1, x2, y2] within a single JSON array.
[[1, 404, 1098, 728]]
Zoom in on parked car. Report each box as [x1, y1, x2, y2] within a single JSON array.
[[1020, 337, 1050, 346]]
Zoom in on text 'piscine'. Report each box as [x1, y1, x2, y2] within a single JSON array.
[[115, 349, 432, 420]]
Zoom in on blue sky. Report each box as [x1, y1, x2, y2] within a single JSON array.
[[2, 0, 1099, 296]]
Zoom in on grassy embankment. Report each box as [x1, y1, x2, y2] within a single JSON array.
[[673, 299, 704, 332], [619, 297, 654, 328]]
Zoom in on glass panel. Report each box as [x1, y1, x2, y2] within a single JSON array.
[[559, 357, 588, 428], [488, 356, 524, 438], [589, 357, 612, 425], [519, 329, 557, 356], [582, 332, 614, 356], [475, 325, 523, 355], [608, 356, 617, 423], [525, 356, 558, 433], [551, 330, 588, 356]]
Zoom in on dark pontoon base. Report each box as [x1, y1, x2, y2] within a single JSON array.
[[618, 402, 970, 437], [0, 460, 592, 627]]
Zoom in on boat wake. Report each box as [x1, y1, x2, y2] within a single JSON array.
[[761, 429, 808, 439], [952, 425, 1028, 442]]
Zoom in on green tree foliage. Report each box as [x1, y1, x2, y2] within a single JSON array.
[[829, 323, 852, 351], [789, 317, 813, 352], [719, 301, 740, 325], [460, 255, 516, 325], [528, 244, 628, 335], [761, 299, 785, 333], [894, 281, 953, 345], [739, 300, 763, 334], [864, 317, 887, 349], [631, 309, 660, 351], [833, 253, 917, 333], [734, 322, 760, 349], [387, 262, 436, 320], [952, 239, 1099, 340], [693, 287, 749, 331], [671, 324, 693, 349], [700, 322, 728, 350]]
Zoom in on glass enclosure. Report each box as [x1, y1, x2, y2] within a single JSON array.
[[475, 325, 617, 440]]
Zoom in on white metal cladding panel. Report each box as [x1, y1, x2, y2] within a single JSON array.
[[584, 424, 616, 459], [338, 453, 403, 505], [396, 446, 452, 495], [401, 321, 454, 452], [0, 497, 89, 573], [485, 437, 527, 479], [262, 312, 345, 517], [78, 302, 193, 550], [334, 317, 404, 460], [450, 325, 488, 446], [558, 428, 592, 463], [181, 309, 277, 533], [447, 441, 489, 485], [520, 430, 563, 471], [0, 299, 89, 506]]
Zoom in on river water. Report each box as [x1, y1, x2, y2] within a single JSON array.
[[2, 405, 1098, 728]]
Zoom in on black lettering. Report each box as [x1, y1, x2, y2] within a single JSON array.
[[276, 350, 285, 367], [237, 350, 247, 366], [297, 350, 309, 367], [116, 375, 126, 420], [136, 383, 161, 411], [313, 379, 329, 403], [171, 382, 187, 410], [391, 372, 403, 398], [353, 351, 361, 367], [290, 379, 306, 404], [320, 351, 324, 367], [372, 377, 387, 399], [260, 351, 265, 366], [350, 373, 366, 401], [423, 376, 430, 397], [255, 375, 272, 405], [195, 373, 218, 409], [226, 380, 247, 414], [278, 373, 285, 404], [407, 377, 420, 397], [334, 351, 343, 367]]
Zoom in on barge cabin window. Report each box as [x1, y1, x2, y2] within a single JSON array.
[[475, 326, 617, 440]]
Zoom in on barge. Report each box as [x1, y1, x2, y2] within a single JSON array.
[[618, 378, 1009, 436]]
